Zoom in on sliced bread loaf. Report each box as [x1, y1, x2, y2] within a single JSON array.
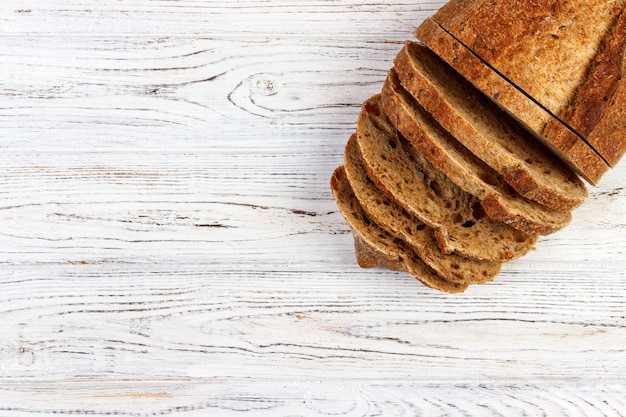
[[381, 69, 572, 235], [344, 134, 501, 285], [355, 95, 537, 262], [330, 166, 469, 293], [414, 17, 610, 184], [393, 41, 587, 211]]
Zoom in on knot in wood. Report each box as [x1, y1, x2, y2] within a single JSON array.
[[254, 77, 277, 96]]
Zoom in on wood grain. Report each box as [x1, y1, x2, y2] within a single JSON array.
[[1, 264, 625, 380], [0, 0, 443, 36], [0, 35, 398, 150], [0, 0, 625, 415], [0, 382, 624, 416]]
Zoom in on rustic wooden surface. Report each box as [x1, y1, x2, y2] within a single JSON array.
[[1, 1, 625, 415]]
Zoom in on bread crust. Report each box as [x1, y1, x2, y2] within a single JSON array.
[[393, 41, 587, 211], [552, 6, 626, 167], [414, 17, 610, 184], [432, 0, 623, 118]]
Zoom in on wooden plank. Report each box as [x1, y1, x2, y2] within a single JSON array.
[[0, 149, 344, 265], [0, 381, 624, 416], [0, 150, 624, 266], [0, 35, 400, 151], [0, 0, 446, 36], [0, 265, 625, 383]]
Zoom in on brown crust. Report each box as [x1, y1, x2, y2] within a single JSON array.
[[431, 0, 623, 116], [432, 0, 576, 64], [381, 69, 571, 235], [393, 41, 587, 211], [414, 17, 610, 184], [556, 7, 626, 167]]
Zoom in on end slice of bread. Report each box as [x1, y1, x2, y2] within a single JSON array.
[[330, 165, 469, 293], [381, 69, 572, 235], [394, 41, 588, 211], [355, 95, 537, 262]]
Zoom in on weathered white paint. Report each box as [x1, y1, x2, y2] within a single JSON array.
[[0, 1, 625, 416]]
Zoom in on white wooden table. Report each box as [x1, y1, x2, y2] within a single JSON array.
[[1, 1, 625, 415]]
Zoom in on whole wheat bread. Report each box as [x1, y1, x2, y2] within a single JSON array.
[[543, 6, 626, 168], [330, 166, 469, 293], [432, 0, 623, 118], [421, 0, 626, 178], [381, 69, 572, 235], [393, 41, 588, 211], [344, 134, 501, 284], [414, 17, 610, 184], [355, 95, 537, 262]]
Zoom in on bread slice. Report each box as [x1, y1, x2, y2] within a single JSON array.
[[414, 17, 610, 184], [381, 69, 572, 235], [330, 166, 469, 293], [355, 95, 537, 262], [393, 41, 588, 211], [344, 134, 501, 285]]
